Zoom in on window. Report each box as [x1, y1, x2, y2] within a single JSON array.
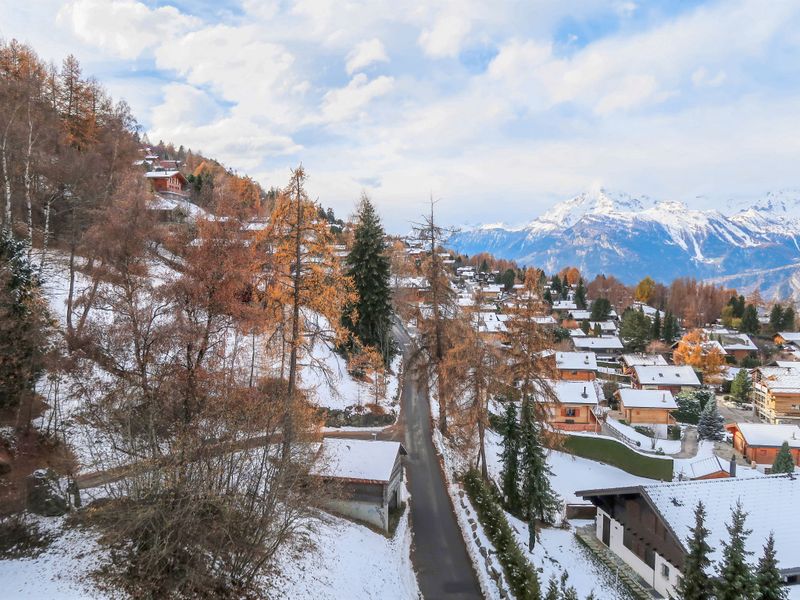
[[566, 408, 577, 417], [661, 564, 670, 578]]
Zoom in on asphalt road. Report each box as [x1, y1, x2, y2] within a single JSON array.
[[395, 327, 484, 600]]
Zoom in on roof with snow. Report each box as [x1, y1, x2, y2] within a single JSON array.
[[618, 388, 677, 409], [732, 423, 800, 448], [683, 455, 731, 479], [621, 353, 668, 367], [778, 332, 800, 343], [568, 309, 592, 320], [774, 361, 800, 369], [555, 351, 598, 372], [552, 300, 578, 311], [633, 365, 701, 387], [145, 169, 185, 180], [578, 474, 800, 569], [712, 333, 758, 352], [573, 336, 624, 350], [550, 380, 599, 405], [756, 366, 800, 392], [312, 438, 405, 483]]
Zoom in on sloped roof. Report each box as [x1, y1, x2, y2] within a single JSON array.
[[555, 351, 598, 371], [633, 365, 701, 387], [579, 475, 800, 570], [312, 438, 404, 483], [622, 353, 668, 367], [618, 388, 677, 409], [573, 336, 624, 350], [549, 380, 599, 405], [733, 423, 800, 448]]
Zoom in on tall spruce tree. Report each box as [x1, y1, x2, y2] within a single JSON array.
[[770, 305, 784, 333], [499, 402, 521, 513], [730, 369, 753, 405], [740, 304, 760, 334], [574, 278, 587, 309], [771, 442, 795, 474], [754, 532, 788, 600], [677, 501, 713, 600], [697, 399, 724, 441], [652, 309, 661, 340], [716, 500, 755, 600], [519, 397, 559, 551], [782, 306, 796, 331], [343, 195, 394, 364]]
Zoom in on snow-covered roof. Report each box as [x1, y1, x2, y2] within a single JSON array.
[[145, 169, 182, 179], [555, 351, 598, 372], [312, 438, 403, 483], [757, 366, 800, 392], [684, 455, 731, 479], [568, 310, 592, 320], [713, 333, 758, 352], [733, 423, 800, 448], [632, 302, 665, 319], [573, 336, 624, 350], [778, 332, 800, 343], [633, 365, 701, 387], [579, 475, 800, 569], [621, 353, 668, 367], [550, 380, 599, 405], [534, 315, 557, 325], [618, 388, 677, 409], [474, 312, 508, 334], [552, 300, 578, 311], [774, 361, 800, 369]]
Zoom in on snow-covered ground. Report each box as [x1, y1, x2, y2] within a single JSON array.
[[0, 508, 419, 600], [605, 417, 682, 454]]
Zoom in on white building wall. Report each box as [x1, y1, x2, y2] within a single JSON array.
[[595, 509, 681, 595], [322, 498, 388, 531]]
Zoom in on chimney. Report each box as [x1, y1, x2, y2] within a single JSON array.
[[582, 386, 588, 399], [729, 457, 737, 477], [371, 433, 377, 441]]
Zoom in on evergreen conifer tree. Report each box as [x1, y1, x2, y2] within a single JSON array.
[[590, 298, 611, 321], [519, 398, 559, 551], [499, 402, 521, 512], [770, 304, 784, 333], [619, 307, 652, 352], [730, 369, 753, 405], [652, 309, 661, 340], [677, 501, 713, 600], [580, 320, 590, 335], [754, 532, 788, 600], [697, 398, 724, 441], [771, 442, 795, 474], [560, 275, 569, 299], [782, 306, 796, 331], [716, 500, 755, 600], [740, 304, 760, 334], [342, 195, 394, 364], [574, 278, 587, 309]]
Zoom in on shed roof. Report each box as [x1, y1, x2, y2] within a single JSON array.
[[312, 438, 405, 483], [633, 365, 701, 387], [555, 351, 598, 372], [618, 388, 677, 409], [732, 423, 800, 449]]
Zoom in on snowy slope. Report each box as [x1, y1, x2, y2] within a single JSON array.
[[448, 188, 800, 299]]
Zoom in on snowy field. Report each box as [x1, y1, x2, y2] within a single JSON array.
[[0, 509, 419, 600]]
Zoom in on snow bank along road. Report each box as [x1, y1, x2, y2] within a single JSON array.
[[395, 326, 483, 599]]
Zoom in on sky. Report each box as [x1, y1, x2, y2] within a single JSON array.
[[2, 0, 800, 232]]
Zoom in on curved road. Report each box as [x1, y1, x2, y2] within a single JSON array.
[[394, 328, 483, 600]]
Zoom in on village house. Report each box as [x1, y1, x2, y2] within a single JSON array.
[[543, 380, 600, 432], [145, 169, 188, 195], [707, 331, 758, 362], [551, 299, 578, 313], [572, 335, 624, 357], [752, 366, 800, 424], [616, 389, 677, 436], [775, 331, 800, 350], [630, 365, 701, 393], [679, 455, 733, 480], [726, 422, 800, 467], [312, 438, 407, 532], [554, 351, 598, 381], [567, 309, 592, 322], [473, 312, 508, 344], [578, 475, 800, 598], [620, 353, 668, 376]]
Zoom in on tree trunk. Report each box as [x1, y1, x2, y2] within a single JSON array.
[[24, 103, 34, 256], [284, 171, 303, 458]]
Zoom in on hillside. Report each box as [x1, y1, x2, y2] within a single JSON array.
[[447, 188, 800, 299]]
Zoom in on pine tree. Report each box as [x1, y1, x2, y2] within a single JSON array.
[[771, 441, 795, 474], [499, 402, 522, 513], [730, 369, 753, 405], [782, 307, 796, 331], [519, 397, 560, 551], [574, 278, 587, 309], [770, 304, 784, 333], [754, 532, 788, 600], [580, 320, 590, 335], [619, 307, 652, 352], [716, 500, 755, 600], [662, 310, 676, 343], [652, 309, 661, 340], [677, 501, 713, 600], [697, 398, 724, 441], [342, 194, 394, 363], [560, 275, 569, 299], [740, 304, 760, 334], [590, 297, 611, 321]]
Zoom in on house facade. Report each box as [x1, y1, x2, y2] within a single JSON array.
[[146, 169, 188, 195], [752, 366, 800, 424], [616, 389, 677, 436], [554, 351, 598, 381], [726, 422, 800, 466], [543, 380, 600, 432]]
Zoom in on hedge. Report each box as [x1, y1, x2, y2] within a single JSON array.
[[461, 470, 540, 600], [560, 435, 673, 481]]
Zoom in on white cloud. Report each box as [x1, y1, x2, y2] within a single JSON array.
[[345, 38, 389, 74], [57, 0, 200, 59], [418, 14, 471, 58], [319, 74, 394, 123]]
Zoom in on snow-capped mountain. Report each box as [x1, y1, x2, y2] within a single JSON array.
[[447, 188, 800, 300]]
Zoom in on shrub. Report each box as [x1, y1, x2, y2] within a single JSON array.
[[633, 425, 656, 438], [668, 425, 682, 441], [0, 514, 54, 559], [462, 470, 540, 600], [673, 393, 702, 424], [317, 406, 395, 427]]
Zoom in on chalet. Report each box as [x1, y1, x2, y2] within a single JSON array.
[[630, 365, 701, 393], [567, 309, 592, 321], [616, 389, 677, 433], [554, 351, 598, 381], [679, 455, 733, 480], [578, 475, 800, 598], [620, 353, 667, 376], [776, 331, 800, 351], [473, 312, 508, 344], [544, 380, 600, 432], [752, 366, 800, 424], [551, 300, 578, 313], [711, 332, 758, 362], [145, 169, 188, 195], [312, 438, 407, 532], [572, 336, 624, 356], [726, 423, 800, 467]]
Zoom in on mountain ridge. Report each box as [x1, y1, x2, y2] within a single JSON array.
[[446, 188, 800, 300]]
